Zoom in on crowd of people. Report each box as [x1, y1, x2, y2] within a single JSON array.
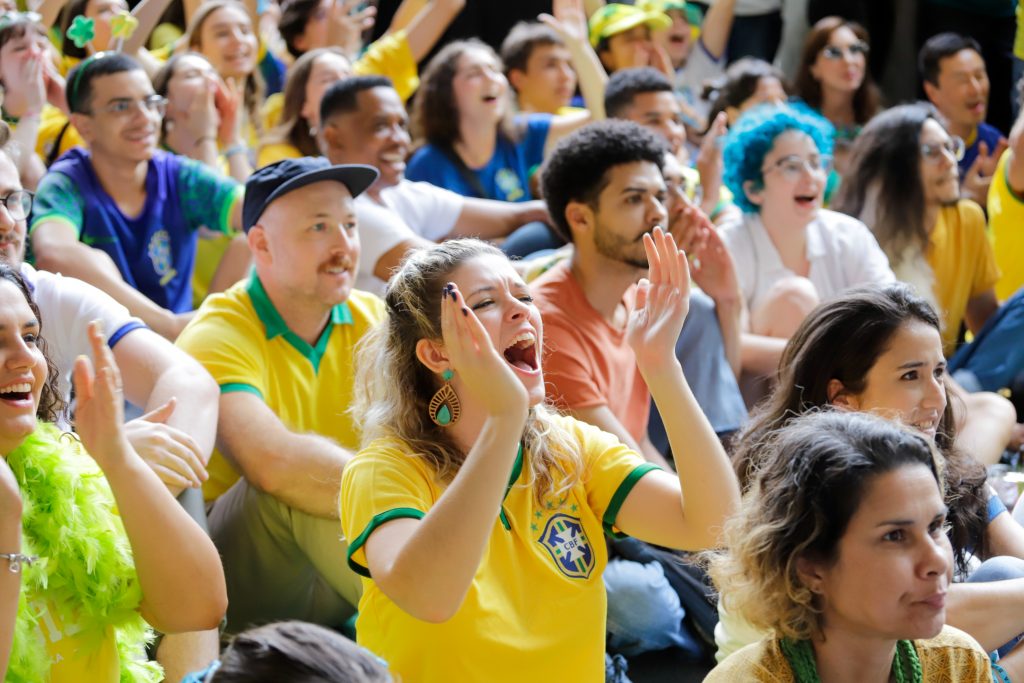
[[0, 0, 1023, 681]]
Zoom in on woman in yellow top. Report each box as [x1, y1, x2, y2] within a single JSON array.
[[707, 410, 994, 682], [0, 264, 226, 681], [340, 231, 741, 682]]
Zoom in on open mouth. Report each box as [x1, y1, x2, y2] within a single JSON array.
[[0, 382, 31, 402], [794, 194, 818, 207], [482, 94, 500, 104], [503, 332, 539, 373]]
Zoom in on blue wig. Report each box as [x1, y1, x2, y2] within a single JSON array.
[[722, 104, 834, 214]]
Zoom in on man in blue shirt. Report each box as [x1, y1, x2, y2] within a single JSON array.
[[30, 52, 244, 341]]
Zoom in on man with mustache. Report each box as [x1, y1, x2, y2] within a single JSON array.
[[28, 52, 244, 342], [176, 157, 383, 632]]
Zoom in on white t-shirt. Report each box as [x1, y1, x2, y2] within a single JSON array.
[[719, 209, 895, 313], [21, 262, 145, 405], [355, 179, 465, 295]]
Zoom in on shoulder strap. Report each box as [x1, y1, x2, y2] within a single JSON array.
[[44, 121, 72, 168]]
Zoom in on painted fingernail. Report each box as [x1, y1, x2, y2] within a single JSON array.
[[462, 308, 469, 316]]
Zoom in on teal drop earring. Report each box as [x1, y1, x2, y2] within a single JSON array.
[[428, 369, 461, 426]]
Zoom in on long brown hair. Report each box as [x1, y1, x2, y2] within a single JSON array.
[[352, 240, 582, 501], [731, 284, 988, 574], [794, 16, 880, 124], [265, 47, 349, 157]]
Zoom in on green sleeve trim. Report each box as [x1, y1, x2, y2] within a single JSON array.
[[220, 185, 244, 234], [219, 382, 264, 399], [1003, 158, 1024, 204], [602, 462, 660, 539], [346, 507, 426, 578], [28, 212, 80, 237]]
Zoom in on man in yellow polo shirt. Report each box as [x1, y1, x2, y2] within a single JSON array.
[[176, 157, 382, 633]]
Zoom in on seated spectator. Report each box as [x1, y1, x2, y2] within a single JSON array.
[[718, 284, 1024, 672], [175, 158, 383, 633], [0, 264, 226, 681], [340, 232, 739, 681], [57, 0, 164, 77], [704, 57, 788, 128], [792, 16, 882, 174], [987, 99, 1024, 301], [182, 621, 391, 682], [834, 102, 1018, 465], [588, 3, 671, 75], [707, 411, 993, 681], [30, 52, 244, 342], [405, 38, 593, 255], [920, 32, 1008, 205], [719, 104, 893, 390], [501, 21, 581, 115], [319, 75, 552, 294]]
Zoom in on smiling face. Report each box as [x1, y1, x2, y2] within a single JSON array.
[[0, 277, 46, 455], [452, 47, 508, 126], [447, 253, 545, 405], [918, 118, 961, 208], [251, 180, 360, 311], [322, 86, 410, 192], [745, 130, 827, 230], [510, 42, 576, 114], [300, 52, 351, 131], [75, 69, 162, 162], [802, 463, 951, 643], [925, 48, 989, 133], [198, 4, 257, 79], [810, 26, 867, 95], [832, 320, 947, 441]]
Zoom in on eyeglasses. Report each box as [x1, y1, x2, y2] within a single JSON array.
[[0, 190, 33, 221], [821, 42, 869, 60], [920, 136, 965, 164], [761, 154, 833, 181], [91, 94, 167, 118]]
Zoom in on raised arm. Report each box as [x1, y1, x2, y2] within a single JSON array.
[[362, 284, 529, 623], [450, 198, 550, 240], [616, 228, 740, 549], [218, 390, 351, 518], [401, 0, 466, 62], [540, 0, 607, 119], [73, 321, 226, 634], [697, 0, 737, 61]]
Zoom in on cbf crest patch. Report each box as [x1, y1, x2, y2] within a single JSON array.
[[538, 513, 594, 579]]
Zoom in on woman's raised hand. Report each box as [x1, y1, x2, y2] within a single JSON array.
[[73, 321, 131, 471], [626, 227, 690, 370], [441, 284, 529, 421]]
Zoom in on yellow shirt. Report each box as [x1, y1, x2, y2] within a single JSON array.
[[256, 141, 301, 168], [986, 149, 1024, 301], [340, 415, 658, 683], [928, 200, 1000, 356], [706, 626, 991, 682], [34, 104, 86, 164], [37, 605, 120, 683], [176, 274, 385, 500]]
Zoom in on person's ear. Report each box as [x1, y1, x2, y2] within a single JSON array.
[[795, 555, 827, 596], [320, 120, 341, 155], [247, 224, 270, 264], [70, 112, 94, 144], [922, 80, 939, 106], [827, 378, 859, 409], [507, 68, 526, 94], [415, 337, 451, 374], [743, 180, 764, 207], [565, 200, 593, 240]]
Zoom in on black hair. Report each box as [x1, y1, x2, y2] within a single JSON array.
[[919, 32, 983, 87], [210, 621, 391, 682], [604, 67, 673, 119], [500, 21, 564, 83], [702, 58, 788, 132], [278, 0, 320, 59], [320, 75, 394, 125], [539, 119, 667, 243], [66, 52, 143, 114]]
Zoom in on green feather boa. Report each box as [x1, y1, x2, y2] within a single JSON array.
[[5, 423, 162, 683]]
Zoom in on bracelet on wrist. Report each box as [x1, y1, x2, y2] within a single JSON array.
[[1, 552, 39, 573], [223, 143, 248, 158]]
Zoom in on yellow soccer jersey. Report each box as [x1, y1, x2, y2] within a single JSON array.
[[987, 150, 1024, 302], [176, 274, 385, 500], [340, 415, 658, 683]]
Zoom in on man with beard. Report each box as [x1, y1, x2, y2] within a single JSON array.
[[175, 158, 384, 632], [29, 53, 244, 342]]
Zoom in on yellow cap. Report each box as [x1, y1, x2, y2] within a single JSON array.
[[588, 3, 673, 48]]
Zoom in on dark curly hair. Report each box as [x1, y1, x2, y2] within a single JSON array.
[[0, 263, 66, 425], [603, 66, 673, 119], [702, 58, 789, 132], [539, 120, 667, 243], [731, 283, 988, 575]]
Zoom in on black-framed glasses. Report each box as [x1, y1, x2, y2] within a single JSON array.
[[921, 136, 965, 164], [821, 42, 869, 60], [761, 154, 833, 180], [93, 94, 167, 118], [0, 190, 32, 221]]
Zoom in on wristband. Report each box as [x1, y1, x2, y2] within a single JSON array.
[[223, 143, 247, 158], [1, 552, 39, 573]]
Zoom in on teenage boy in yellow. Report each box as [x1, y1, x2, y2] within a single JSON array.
[[176, 157, 383, 632]]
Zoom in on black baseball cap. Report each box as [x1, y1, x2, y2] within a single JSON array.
[[242, 158, 379, 232]]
